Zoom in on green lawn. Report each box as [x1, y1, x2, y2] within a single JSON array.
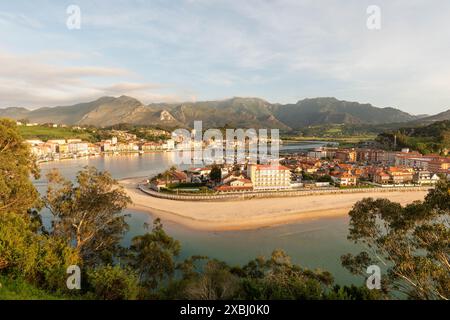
[[0, 275, 64, 300], [283, 135, 377, 143], [18, 126, 94, 142]]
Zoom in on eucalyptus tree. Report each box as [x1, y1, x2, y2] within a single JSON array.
[[342, 181, 450, 300]]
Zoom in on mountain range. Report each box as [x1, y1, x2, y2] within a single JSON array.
[[1, 96, 448, 130]]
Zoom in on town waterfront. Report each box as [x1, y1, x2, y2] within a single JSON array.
[[34, 141, 364, 285]]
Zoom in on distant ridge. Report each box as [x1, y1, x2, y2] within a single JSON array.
[[0, 95, 439, 130], [409, 109, 450, 125]]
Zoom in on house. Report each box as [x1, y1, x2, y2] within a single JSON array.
[[387, 167, 413, 185], [336, 163, 353, 172], [373, 171, 390, 184], [215, 178, 253, 192], [413, 170, 440, 185], [149, 179, 167, 191], [333, 172, 357, 186], [166, 170, 188, 184], [187, 167, 212, 181], [149, 170, 188, 191], [222, 173, 247, 184]]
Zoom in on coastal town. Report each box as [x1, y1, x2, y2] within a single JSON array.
[[21, 122, 450, 194], [26, 136, 176, 161], [149, 146, 450, 194], [24, 126, 176, 162]]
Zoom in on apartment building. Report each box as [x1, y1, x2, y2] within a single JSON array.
[[387, 167, 414, 185], [334, 149, 357, 162], [68, 142, 89, 155], [428, 158, 450, 173]]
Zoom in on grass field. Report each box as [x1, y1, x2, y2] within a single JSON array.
[[18, 126, 94, 142], [283, 135, 377, 143], [0, 275, 64, 300]]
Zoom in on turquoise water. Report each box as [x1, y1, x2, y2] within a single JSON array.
[[35, 143, 363, 285]]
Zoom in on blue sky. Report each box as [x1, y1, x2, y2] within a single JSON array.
[[0, 0, 449, 114]]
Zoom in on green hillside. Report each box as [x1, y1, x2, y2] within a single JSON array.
[[18, 125, 95, 142], [377, 120, 450, 154], [0, 276, 64, 300]]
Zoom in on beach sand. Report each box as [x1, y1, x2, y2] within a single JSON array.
[[120, 178, 428, 231]]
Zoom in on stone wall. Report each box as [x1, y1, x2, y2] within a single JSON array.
[[138, 185, 432, 202]]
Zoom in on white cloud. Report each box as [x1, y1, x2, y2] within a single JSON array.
[[1, 1, 450, 113], [0, 50, 192, 108], [0, 11, 43, 29]]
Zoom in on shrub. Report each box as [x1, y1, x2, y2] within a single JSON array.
[[0, 212, 79, 291], [85, 265, 140, 300]]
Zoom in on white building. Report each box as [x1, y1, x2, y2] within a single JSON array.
[[68, 142, 89, 155], [413, 170, 440, 185], [247, 164, 292, 190]]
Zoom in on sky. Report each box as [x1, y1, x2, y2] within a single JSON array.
[[0, 0, 449, 115]]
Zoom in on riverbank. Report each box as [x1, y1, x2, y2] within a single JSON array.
[[120, 177, 428, 231]]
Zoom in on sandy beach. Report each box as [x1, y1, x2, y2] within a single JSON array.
[[120, 178, 428, 231]]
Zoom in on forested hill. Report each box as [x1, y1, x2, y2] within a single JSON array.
[[377, 120, 450, 154]]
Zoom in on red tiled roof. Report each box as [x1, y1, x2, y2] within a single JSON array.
[[170, 171, 188, 180], [215, 185, 253, 192]]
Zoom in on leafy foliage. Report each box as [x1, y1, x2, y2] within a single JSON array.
[[0, 119, 41, 214], [85, 265, 140, 300], [44, 167, 132, 265], [377, 120, 450, 154], [0, 212, 80, 291], [342, 181, 450, 299], [129, 219, 181, 290], [209, 165, 222, 183]]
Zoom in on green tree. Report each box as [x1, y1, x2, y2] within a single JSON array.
[[184, 260, 240, 300], [317, 175, 333, 183], [327, 284, 384, 300], [0, 118, 41, 215], [341, 181, 450, 300], [166, 250, 338, 300], [237, 250, 334, 300], [86, 265, 140, 300], [129, 219, 181, 290], [44, 166, 132, 265], [164, 257, 240, 300], [0, 212, 80, 291], [209, 165, 222, 183]]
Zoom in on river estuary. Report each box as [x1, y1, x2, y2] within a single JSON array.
[[34, 141, 363, 285]]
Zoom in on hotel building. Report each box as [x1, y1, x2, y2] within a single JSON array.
[[247, 164, 292, 190]]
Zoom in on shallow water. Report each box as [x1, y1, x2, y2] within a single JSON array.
[[35, 144, 363, 285]]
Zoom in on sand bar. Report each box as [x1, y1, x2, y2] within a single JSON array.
[[120, 177, 428, 231]]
